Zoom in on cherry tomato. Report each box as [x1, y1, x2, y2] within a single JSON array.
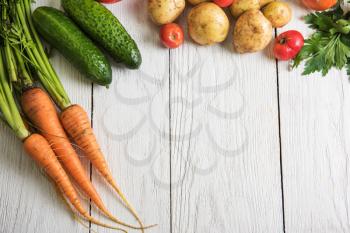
[[301, 0, 337, 11], [160, 23, 184, 49], [213, 0, 234, 8], [99, 0, 120, 3], [273, 30, 304, 61]]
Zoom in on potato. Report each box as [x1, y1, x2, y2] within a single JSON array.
[[259, 0, 274, 7], [230, 0, 260, 18], [188, 3, 230, 45], [148, 0, 185, 25], [187, 0, 209, 5], [233, 10, 273, 53], [262, 1, 292, 28]]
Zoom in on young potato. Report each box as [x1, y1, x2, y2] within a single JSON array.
[[188, 3, 229, 45], [187, 0, 209, 5], [230, 0, 260, 18], [259, 0, 274, 7], [262, 1, 292, 28], [233, 10, 273, 53], [148, 0, 185, 25]]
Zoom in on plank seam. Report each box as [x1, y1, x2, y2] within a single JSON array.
[[275, 28, 286, 233], [169, 49, 173, 233], [89, 83, 94, 233]]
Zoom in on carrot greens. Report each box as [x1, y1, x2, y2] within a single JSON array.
[[0, 46, 30, 140], [0, 0, 71, 109]]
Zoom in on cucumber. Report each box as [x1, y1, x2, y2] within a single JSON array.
[[62, 0, 142, 69], [32, 7, 112, 86]]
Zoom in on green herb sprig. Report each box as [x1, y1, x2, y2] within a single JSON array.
[[293, 4, 350, 77], [0, 0, 71, 109]]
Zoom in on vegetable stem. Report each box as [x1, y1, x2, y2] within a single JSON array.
[[13, 0, 71, 109], [4, 40, 17, 83], [13, 45, 32, 86], [23, 0, 58, 81], [0, 47, 30, 140]]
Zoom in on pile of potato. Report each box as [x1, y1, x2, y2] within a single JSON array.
[[148, 0, 292, 53]]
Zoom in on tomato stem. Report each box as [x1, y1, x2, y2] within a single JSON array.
[[280, 38, 286, 44]]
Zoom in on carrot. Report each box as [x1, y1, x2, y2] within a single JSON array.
[[5, 1, 152, 230], [0, 13, 128, 230], [23, 133, 127, 232], [60, 104, 150, 231], [0, 45, 123, 230], [21, 87, 143, 230]]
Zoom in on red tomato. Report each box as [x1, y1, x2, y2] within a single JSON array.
[[273, 30, 304, 61], [213, 0, 234, 8], [100, 0, 120, 3], [160, 23, 184, 49], [301, 0, 337, 11]]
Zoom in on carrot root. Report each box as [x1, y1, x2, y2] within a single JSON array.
[[22, 88, 145, 230], [21, 88, 106, 214], [61, 104, 156, 231], [23, 133, 127, 232]]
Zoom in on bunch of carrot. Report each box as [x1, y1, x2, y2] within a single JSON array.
[[0, 0, 153, 231]]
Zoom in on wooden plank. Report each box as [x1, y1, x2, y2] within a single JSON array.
[[0, 1, 92, 233], [170, 8, 284, 233], [277, 4, 350, 233], [92, 1, 171, 233]]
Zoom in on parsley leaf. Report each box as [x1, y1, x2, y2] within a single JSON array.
[[346, 59, 350, 76], [293, 4, 350, 78], [304, 12, 335, 32]]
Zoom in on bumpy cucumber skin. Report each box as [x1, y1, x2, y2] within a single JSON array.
[[62, 0, 142, 69], [32, 7, 112, 86]]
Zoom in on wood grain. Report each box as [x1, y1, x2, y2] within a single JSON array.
[[5, 0, 350, 233], [0, 1, 92, 233], [170, 7, 284, 233], [91, 1, 171, 233], [277, 2, 350, 233]]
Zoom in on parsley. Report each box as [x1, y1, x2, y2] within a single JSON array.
[[293, 4, 350, 77]]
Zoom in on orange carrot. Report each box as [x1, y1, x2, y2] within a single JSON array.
[[23, 133, 127, 232], [60, 104, 149, 231], [21, 87, 143, 230]]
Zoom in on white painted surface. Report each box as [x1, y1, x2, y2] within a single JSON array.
[[0, 0, 347, 233], [278, 2, 350, 233], [169, 6, 282, 233], [0, 1, 91, 233]]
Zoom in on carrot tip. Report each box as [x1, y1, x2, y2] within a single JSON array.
[[74, 214, 128, 233]]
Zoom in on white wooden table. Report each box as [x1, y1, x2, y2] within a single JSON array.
[[1, 0, 349, 233]]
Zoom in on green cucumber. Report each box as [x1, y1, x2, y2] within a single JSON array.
[[62, 0, 142, 69], [32, 7, 112, 86]]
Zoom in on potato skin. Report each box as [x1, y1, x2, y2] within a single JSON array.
[[259, 0, 274, 7], [188, 3, 229, 45], [148, 0, 185, 25], [187, 0, 209, 5], [230, 0, 260, 18], [233, 10, 273, 53], [262, 1, 292, 28]]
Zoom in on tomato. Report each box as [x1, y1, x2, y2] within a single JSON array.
[[213, 0, 234, 8], [301, 0, 337, 11], [99, 0, 120, 3], [273, 30, 304, 61], [160, 23, 184, 49]]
